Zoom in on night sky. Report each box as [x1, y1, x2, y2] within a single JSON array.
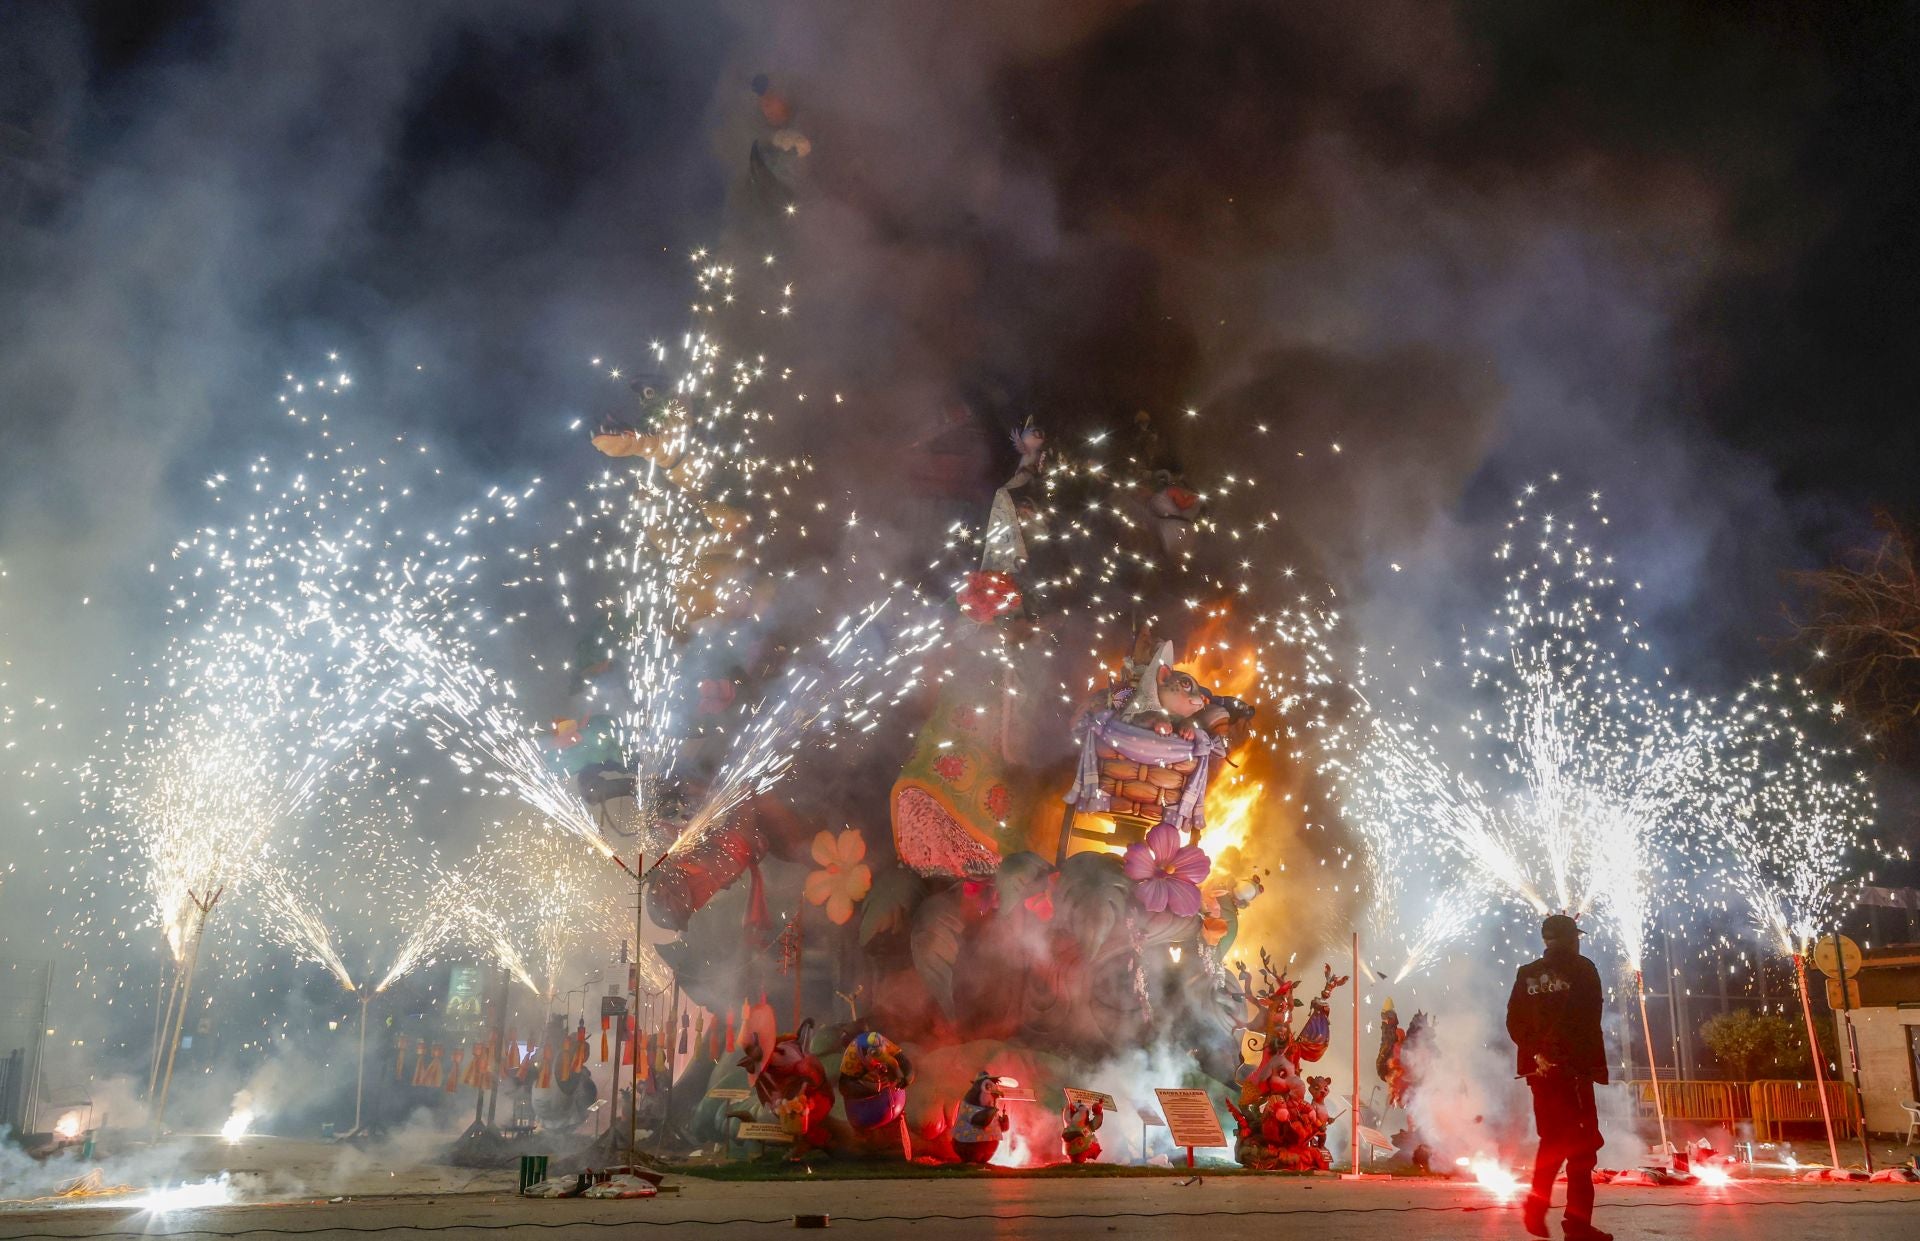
[[4, 0, 1920, 928]]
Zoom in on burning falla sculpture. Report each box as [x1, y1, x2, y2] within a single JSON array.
[[642, 413, 1311, 1165], [1060, 638, 1254, 861], [1227, 959, 1350, 1171]]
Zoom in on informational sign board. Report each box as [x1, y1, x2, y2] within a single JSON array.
[[1152, 1088, 1227, 1150], [998, 1083, 1037, 1103], [705, 1087, 752, 1102], [600, 993, 629, 1018], [1813, 935, 1863, 979], [1063, 1087, 1117, 1111], [1825, 978, 1862, 1010], [736, 1122, 793, 1143]]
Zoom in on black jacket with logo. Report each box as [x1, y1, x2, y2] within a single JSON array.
[[1506, 948, 1609, 1083]]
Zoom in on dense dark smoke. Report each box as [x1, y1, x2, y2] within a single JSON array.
[[4, 0, 1917, 1143], [725, 0, 1860, 651]]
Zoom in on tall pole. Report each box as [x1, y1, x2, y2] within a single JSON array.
[[792, 917, 805, 1033], [485, 962, 511, 1129], [1792, 951, 1843, 1169], [1662, 920, 1687, 1079], [1634, 969, 1670, 1157], [352, 992, 371, 1133], [25, 957, 51, 1137], [664, 977, 679, 1154], [154, 889, 219, 1136], [629, 850, 643, 1164], [606, 1000, 626, 1139], [1831, 932, 1872, 1173], [155, 926, 201, 1130], [1349, 931, 1361, 1175], [147, 961, 182, 1104]]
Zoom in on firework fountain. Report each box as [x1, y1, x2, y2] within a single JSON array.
[[1704, 673, 1877, 1170], [1306, 480, 1751, 1159], [76, 377, 442, 1133], [247, 803, 464, 1136]]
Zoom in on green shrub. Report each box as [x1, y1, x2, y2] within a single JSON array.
[[1700, 1007, 1840, 1079]]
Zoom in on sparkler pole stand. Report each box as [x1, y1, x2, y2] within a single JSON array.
[[352, 992, 371, 1134], [485, 962, 510, 1130], [629, 851, 642, 1166], [1633, 969, 1670, 1160], [153, 888, 220, 1137], [1350, 931, 1361, 1176], [602, 848, 677, 1167], [792, 917, 805, 1033], [147, 961, 183, 1104], [662, 979, 679, 1159], [1793, 951, 1843, 1170]]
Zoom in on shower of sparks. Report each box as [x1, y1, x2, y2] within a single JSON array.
[[929, 423, 1286, 701], [72, 373, 437, 973], [375, 859, 467, 993], [1705, 673, 1882, 957], [1313, 479, 1731, 978], [364, 252, 965, 890], [671, 592, 945, 847], [378, 600, 608, 852], [96, 616, 380, 963], [457, 817, 653, 998], [252, 864, 357, 991], [244, 800, 456, 995], [581, 264, 792, 783]]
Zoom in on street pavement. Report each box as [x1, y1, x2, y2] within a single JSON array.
[[3, 1173, 1919, 1241]]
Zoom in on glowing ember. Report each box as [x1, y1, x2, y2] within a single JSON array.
[[53, 1111, 82, 1140], [1696, 1163, 1733, 1188]]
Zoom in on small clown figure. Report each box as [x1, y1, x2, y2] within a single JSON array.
[[1061, 1097, 1105, 1164]]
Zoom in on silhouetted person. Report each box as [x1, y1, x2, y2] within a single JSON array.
[[1507, 914, 1610, 1241]]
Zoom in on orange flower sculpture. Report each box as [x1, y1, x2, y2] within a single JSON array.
[[803, 828, 873, 924]]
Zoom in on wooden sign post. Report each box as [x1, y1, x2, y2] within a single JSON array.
[[1153, 1087, 1227, 1169]]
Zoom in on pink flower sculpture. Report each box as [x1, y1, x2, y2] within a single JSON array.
[[1122, 822, 1210, 917], [803, 829, 874, 925]]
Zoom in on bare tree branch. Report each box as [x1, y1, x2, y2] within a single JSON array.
[[1785, 509, 1920, 750]]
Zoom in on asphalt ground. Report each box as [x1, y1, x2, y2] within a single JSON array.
[[4, 1172, 1919, 1241]]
